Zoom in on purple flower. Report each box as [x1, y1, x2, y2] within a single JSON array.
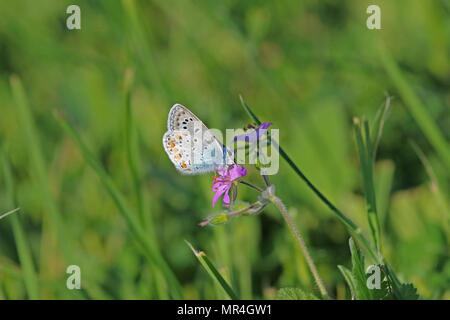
[[211, 164, 247, 207], [233, 122, 272, 143]]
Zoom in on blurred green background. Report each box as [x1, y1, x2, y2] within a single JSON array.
[[0, 0, 448, 299]]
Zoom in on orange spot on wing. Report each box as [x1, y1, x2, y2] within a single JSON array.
[[176, 154, 182, 159], [170, 143, 175, 148]]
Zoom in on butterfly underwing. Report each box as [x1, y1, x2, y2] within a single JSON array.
[[162, 104, 234, 175]]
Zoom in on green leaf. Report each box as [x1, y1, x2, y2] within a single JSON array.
[[371, 279, 392, 300], [340, 262, 392, 300], [349, 238, 373, 300], [338, 265, 357, 299], [397, 283, 420, 300], [276, 288, 319, 300], [385, 264, 420, 300]]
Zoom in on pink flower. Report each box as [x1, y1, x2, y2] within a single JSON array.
[[233, 122, 272, 143], [211, 164, 247, 207]]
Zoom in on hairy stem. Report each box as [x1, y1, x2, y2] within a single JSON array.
[[270, 195, 330, 299]]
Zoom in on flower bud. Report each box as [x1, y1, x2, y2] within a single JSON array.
[[209, 212, 229, 225]]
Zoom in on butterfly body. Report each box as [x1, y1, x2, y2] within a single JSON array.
[[163, 104, 234, 175]]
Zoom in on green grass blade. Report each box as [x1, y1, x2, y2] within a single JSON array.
[[354, 118, 382, 255], [124, 69, 144, 221], [337, 265, 356, 299], [349, 238, 373, 300], [378, 43, 450, 170], [10, 75, 68, 256], [410, 141, 450, 234], [122, 69, 168, 299], [186, 241, 239, 300], [55, 113, 183, 299], [371, 96, 392, 163], [374, 160, 395, 228], [239, 95, 262, 125], [212, 226, 233, 299], [122, 0, 171, 100], [1, 148, 39, 299]]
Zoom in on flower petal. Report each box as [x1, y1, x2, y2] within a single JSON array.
[[233, 130, 258, 143], [212, 184, 228, 207], [217, 168, 228, 177], [233, 122, 272, 143], [229, 164, 247, 181], [258, 122, 273, 130], [256, 122, 272, 140], [222, 187, 231, 204], [212, 181, 226, 191]]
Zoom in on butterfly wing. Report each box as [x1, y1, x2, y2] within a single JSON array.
[[163, 104, 234, 175], [163, 130, 195, 174]]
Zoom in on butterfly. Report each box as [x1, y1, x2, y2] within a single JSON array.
[[163, 104, 234, 175]]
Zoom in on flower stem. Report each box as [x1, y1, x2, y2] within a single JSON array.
[[238, 180, 264, 193], [239, 96, 380, 263], [270, 194, 330, 299], [228, 202, 259, 217], [261, 174, 270, 187]]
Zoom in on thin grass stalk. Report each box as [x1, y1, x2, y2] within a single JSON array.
[[378, 43, 450, 170], [56, 114, 183, 299], [10, 75, 73, 270], [186, 241, 239, 300], [124, 75, 144, 222], [354, 119, 382, 255], [268, 194, 329, 299], [1, 148, 39, 299], [123, 69, 168, 299]]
